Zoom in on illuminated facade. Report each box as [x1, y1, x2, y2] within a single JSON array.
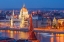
[[19, 4, 29, 28], [58, 19, 64, 25], [52, 17, 58, 28]]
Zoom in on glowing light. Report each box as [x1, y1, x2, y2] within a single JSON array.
[[50, 33, 54, 42], [19, 4, 29, 28], [19, 32, 28, 39], [56, 34, 60, 42], [59, 34, 64, 42], [10, 31, 14, 38], [32, 11, 35, 13]]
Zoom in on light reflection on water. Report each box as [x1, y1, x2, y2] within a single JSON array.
[[0, 30, 64, 42]]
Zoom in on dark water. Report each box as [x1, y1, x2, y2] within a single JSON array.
[[0, 30, 64, 42]]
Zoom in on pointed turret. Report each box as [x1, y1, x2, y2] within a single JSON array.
[[53, 17, 58, 25], [10, 10, 14, 28], [53, 17, 57, 23], [12, 10, 14, 16], [11, 10, 14, 19]]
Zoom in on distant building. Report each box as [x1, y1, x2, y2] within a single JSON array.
[[0, 14, 6, 20], [32, 14, 42, 20], [58, 19, 64, 25], [32, 14, 48, 28]]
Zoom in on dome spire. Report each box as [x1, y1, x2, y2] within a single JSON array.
[[23, 4, 25, 8]]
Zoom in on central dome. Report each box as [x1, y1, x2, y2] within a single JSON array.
[[20, 4, 28, 12]]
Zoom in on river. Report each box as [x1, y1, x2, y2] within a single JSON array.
[[0, 30, 64, 42]]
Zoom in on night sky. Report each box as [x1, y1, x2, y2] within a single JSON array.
[[0, 0, 64, 9]]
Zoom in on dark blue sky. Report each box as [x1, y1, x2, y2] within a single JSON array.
[[0, 0, 64, 9]]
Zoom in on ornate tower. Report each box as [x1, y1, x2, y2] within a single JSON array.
[[10, 10, 14, 28], [52, 17, 58, 28], [19, 4, 29, 28]]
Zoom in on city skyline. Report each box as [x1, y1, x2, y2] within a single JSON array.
[[0, 0, 64, 9]]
